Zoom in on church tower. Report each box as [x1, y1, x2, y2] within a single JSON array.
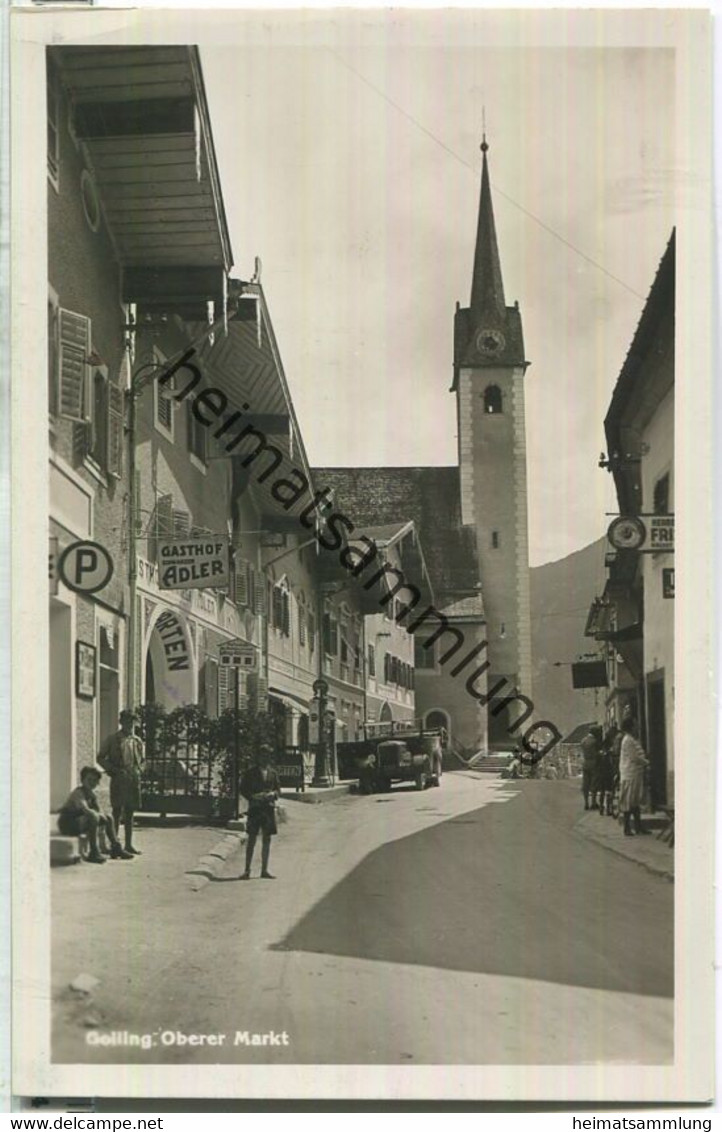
[[452, 137, 533, 745]]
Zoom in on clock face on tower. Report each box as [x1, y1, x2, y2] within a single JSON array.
[[476, 328, 506, 357]]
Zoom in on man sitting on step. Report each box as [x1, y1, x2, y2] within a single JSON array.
[[57, 766, 134, 864]]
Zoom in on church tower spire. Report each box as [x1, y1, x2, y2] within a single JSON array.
[[451, 133, 532, 747], [470, 137, 506, 324]]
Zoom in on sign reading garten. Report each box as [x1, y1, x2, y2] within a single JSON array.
[[158, 538, 230, 590]]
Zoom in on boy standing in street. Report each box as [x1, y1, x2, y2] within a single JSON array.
[[97, 709, 145, 856], [240, 743, 281, 879]]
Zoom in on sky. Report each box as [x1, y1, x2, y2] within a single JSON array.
[[201, 26, 676, 567]]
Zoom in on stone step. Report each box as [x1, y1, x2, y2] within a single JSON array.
[[50, 835, 83, 866], [49, 813, 87, 866]]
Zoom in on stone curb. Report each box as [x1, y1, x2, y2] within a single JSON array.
[[573, 817, 674, 882], [284, 784, 351, 805], [186, 830, 246, 892]]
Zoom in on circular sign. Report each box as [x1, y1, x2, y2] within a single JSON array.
[[607, 516, 646, 551], [313, 678, 329, 696], [58, 540, 114, 594]]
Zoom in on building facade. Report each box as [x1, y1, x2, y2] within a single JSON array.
[[588, 231, 675, 806]]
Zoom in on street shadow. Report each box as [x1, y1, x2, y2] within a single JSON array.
[[272, 790, 673, 998]]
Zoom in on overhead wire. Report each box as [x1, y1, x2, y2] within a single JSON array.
[[327, 48, 646, 302]]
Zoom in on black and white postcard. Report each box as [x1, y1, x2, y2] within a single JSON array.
[[10, 5, 714, 1103]]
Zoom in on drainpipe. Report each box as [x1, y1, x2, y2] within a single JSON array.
[[126, 376, 137, 710]]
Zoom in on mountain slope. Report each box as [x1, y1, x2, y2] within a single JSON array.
[[530, 536, 608, 739]]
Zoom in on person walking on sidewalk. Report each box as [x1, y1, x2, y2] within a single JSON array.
[[97, 709, 144, 856], [595, 725, 618, 816], [619, 716, 650, 837], [580, 725, 602, 810], [57, 766, 134, 863], [240, 743, 281, 880]]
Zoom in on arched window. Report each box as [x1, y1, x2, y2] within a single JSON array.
[[483, 385, 503, 414]]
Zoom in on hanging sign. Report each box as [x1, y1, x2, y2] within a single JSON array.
[[219, 638, 258, 671], [662, 568, 675, 599], [158, 538, 230, 590], [607, 514, 674, 553]]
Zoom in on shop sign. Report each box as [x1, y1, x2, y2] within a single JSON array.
[[158, 538, 230, 590], [647, 515, 674, 553], [571, 660, 608, 689], [219, 638, 258, 671], [662, 568, 675, 599]]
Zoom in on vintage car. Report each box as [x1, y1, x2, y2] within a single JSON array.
[[374, 736, 442, 792]]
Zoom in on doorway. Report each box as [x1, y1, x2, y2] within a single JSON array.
[[646, 671, 667, 808]]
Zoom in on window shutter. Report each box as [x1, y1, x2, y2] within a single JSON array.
[[219, 664, 245, 712], [237, 672, 248, 710], [107, 382, 124, 478], [299, 606, 306, 646], [255, 675, 268, 710], [58, 309, 90, 421], [307, 612, 315, 654], [218, 663, 231, 712], [247, 566, 256, 612], [272, 586, 282, 629], [282, 591, 290, 637], [204, 658, 219, 719], [384, 653, 389, 683], [172, 509, 190, 539], [157, 494, 173, 539], [254, 574, 267, 616], [235, 559, 249, 607]]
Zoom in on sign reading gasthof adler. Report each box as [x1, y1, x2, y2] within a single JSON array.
[[157, 539, 230, 590]]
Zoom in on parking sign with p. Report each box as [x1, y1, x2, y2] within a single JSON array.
[[57, 540, 114, 595]]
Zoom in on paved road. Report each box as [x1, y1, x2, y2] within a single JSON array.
[[52, 774, 673, 1065]]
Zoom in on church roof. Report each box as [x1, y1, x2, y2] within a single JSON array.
[[313, 466, 484, 616], [452, 140, 527, 382], [471, 140, 506, 322]]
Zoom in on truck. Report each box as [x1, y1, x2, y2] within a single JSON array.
[[339, 720, 446, 794]]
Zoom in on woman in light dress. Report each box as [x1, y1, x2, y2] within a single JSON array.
[[618, 715, 650, 837]]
